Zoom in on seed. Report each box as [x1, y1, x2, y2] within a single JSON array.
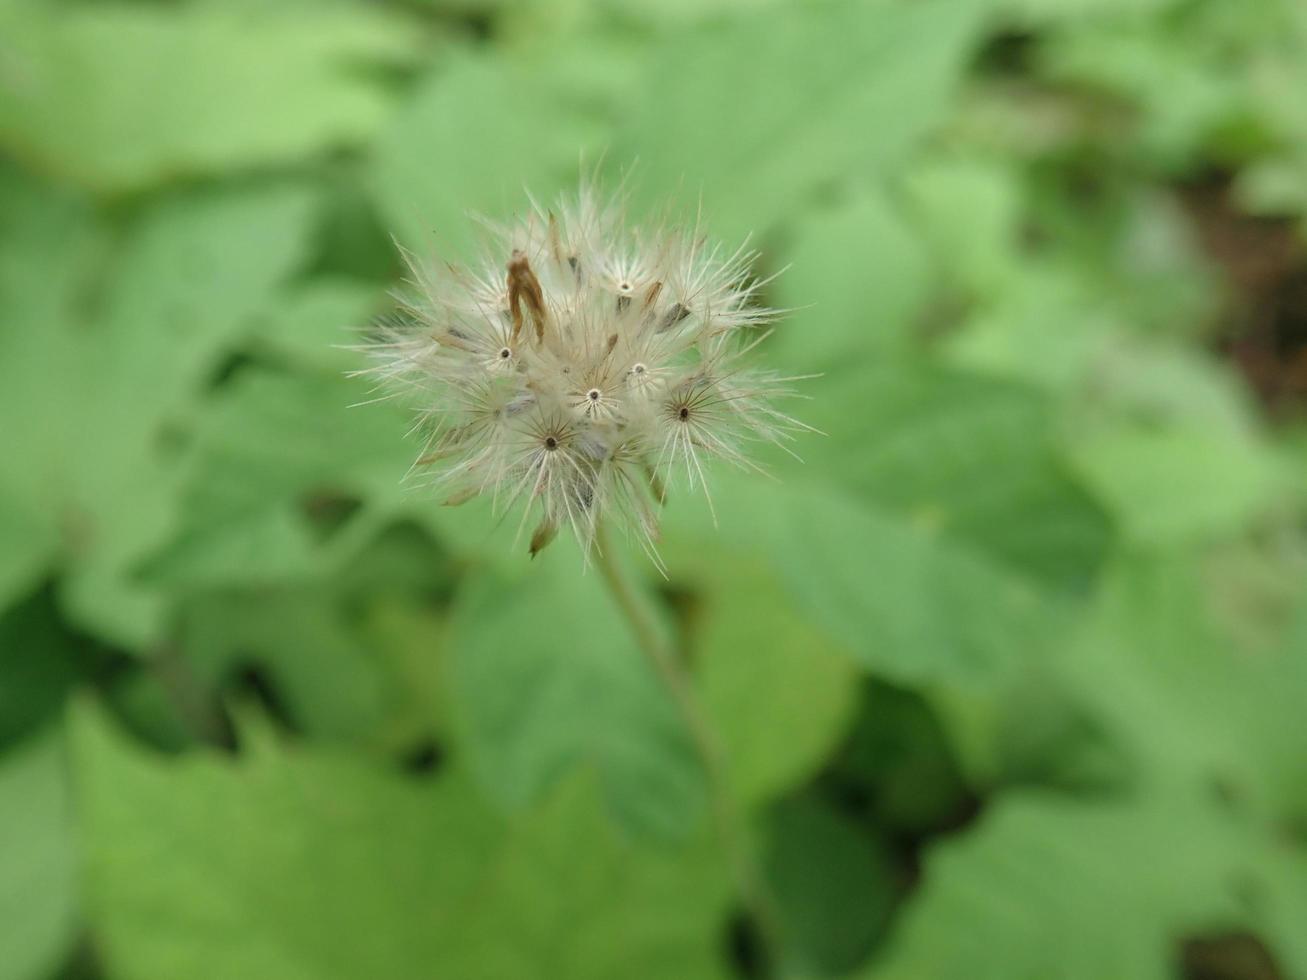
[[660, 302, 691, 331]]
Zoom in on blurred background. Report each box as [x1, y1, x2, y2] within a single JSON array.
[[2, 0, 1307, 977]]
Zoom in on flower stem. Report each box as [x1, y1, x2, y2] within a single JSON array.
[[592, 524, 783, 971]]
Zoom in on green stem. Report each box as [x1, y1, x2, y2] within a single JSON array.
[[592, 524, 783, 971]]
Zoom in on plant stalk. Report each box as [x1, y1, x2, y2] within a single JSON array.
[[592, 524, 783, 971]]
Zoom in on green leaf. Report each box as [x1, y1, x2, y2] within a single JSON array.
[[1059, 556, 1307, 824], [1069, 426, 1284, 548], [865, 791, 1295, 980], [159, 362, 538, 576], [901, 155, 1023, 301], [999, 0, 1178, 27], [0, 728, 78, 980], [837, 683, 973, 834], [166, 526, 455, 753], [448, 561, 706, 838], [664, 477, 1065, 688], [620, 0, 983, 243], [1238, 157, 1307, 218], [73, 704, 732, 980], [765, 795, 896, 976], [144, 508, 323, 592], [149, 366, 417, 592], [185, 370, 411, 510], [772, 189, 930, 369], [799, 363, 1114, 594], [0, 179, 319, 645], [888, 557, 1307, 977], [0, 483, 56, 616], [690, 561, 858, 809], [251, 278, 384, 374], [369, 51, 609, 258], [1037, 15, 1251, 172], [0, 590, 80, 747], [177, 590, 391, 743], [939, 266, 1115, 392], [0, 1, 420, 191]]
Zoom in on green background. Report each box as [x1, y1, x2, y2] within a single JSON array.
[[2, 0, 1307, 977]]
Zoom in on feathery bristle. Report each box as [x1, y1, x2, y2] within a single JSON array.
[[355, 182, 809, 562]]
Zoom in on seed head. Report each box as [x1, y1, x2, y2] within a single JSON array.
[[358, 183, 809, 565]]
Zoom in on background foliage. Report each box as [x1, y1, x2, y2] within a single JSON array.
[[2, 0, 1307, 977]]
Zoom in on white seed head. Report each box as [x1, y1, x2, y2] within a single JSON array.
[[357, 183, 809, 564]]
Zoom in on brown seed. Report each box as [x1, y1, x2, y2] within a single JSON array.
[[645, 466, 667, 504], [643, 280, 664, 310], [547, 212, 564, 266], [660, 302, 691, 331], [438, 330, 478, 353], [442, 487, 479, 507], [416, 425, 471, 467], [529, 518, 558, 558], [507, 250, 548, 343]]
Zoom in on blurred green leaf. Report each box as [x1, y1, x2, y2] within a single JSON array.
[[449, 561, 706, 838], [150, 368, 412, 591], [0, 177, 319, 645], [0, 590, 80, 747], [1233, 6, 1307, 220], [692, 561, 858, 809], [1239, 157, 1307, 218], [0, 171, 93, 615], [621, 0, 984, 243], [179, 590, 391, 743], [865, 790, 1301, 980], [0, 728, 77, 980], [74, 704, 732, 980], [1035, 3, 1281, 173], [997, 0, 1178, 24], [0, 483, 56, 615], [169, 526, 454, 753], [1069, 425, 1285, 548], [353, 595, 451, 755], [837, 683, 974, 835], [879, 554, 1307, 977], [765, 794, 896, 976], [901, 155, 1024, 301], [801, 363, 1114, 593], [924, 666, 1127, 796], [940, 265, 1115, 391], [184, 369, 409, 509], [1060, 556, 1307, 824], [596, 0, 786, 28], [252, 278, 385, 375], [665, 477, 1065, 688], [369, 51, 610, 258], [146, 508, 324, 593], [0, 1, 421, 192], [156, 361, 538, 575], [772, 189, 930, 368]]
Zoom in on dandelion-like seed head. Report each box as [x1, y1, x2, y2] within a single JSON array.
[[359, 182, 809, 565]]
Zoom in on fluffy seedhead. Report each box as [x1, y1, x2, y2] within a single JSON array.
[[357, 182, 809, 567]]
